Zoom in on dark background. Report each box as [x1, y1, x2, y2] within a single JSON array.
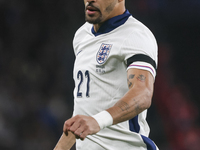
[[0, 0, 200, 150]]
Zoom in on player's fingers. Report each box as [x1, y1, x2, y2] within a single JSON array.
[[74, 126, 84, 137], [63, 123, 69, 134], [78, 125, 92, 140], [63, 118, 76, 133], [69, 118, 82, 133], [75, 134, 81, 139], [79, 129, 90, 140]]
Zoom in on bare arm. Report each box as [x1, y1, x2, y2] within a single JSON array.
[[63, 68, 154, 140], [106, 68, 154, 125]]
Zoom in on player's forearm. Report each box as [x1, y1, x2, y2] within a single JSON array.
[[92, 69, 154, 129], [106, 86, 153, 125]]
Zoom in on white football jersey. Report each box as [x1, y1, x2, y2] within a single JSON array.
[[72, 10, 158, 150]]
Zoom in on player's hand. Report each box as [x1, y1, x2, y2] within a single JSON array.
[[63, 115, 100, 140]]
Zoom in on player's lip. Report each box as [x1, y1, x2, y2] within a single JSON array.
[[86, 6, 99, 15]]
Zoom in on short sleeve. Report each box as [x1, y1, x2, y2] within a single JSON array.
[[121, 23, 158, 78]]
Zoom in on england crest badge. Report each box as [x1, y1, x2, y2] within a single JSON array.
[[96, 43, 112, 64]]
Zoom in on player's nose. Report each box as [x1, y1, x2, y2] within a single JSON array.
[[86, 0, 96, 3], [85, 0, 96, 7]]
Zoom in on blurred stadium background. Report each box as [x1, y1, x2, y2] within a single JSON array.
[[0, 0, 200, 150]]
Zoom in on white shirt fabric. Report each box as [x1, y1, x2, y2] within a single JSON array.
[[72, 10, 159, 150]]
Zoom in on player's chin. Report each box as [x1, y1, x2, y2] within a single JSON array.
[[85, 12, 102, 22], [85, 16, 101, 24]]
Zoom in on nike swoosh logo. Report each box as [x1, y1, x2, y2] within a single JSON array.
[[76, 50, 83, 56]]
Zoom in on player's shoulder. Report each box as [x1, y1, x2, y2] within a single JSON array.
[[122, 16, 157, 50], [74, 22, 92, 38], [121, 16, 158, 64], [73, 22, 92, 50], [125, 16, 156, 41]]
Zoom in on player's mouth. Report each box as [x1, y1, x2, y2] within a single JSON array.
[[86, 6, 99, 15]]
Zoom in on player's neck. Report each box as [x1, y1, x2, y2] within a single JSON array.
[[93, 24, 102, 33], [93, 8, 126, 32]]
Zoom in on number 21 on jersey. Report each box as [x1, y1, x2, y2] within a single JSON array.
[[77, 70, 90, 98]]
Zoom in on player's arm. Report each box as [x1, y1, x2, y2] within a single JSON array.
[[54, 131, 76, 150], [106, 68, 154, 124], [63, 68, 154, 141]]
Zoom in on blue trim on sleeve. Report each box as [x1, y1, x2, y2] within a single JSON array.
[[92, 10, 131, 36], [141, 135, 157, 150], [129, 115, 140, 133]]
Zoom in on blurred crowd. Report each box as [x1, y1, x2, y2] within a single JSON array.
[[0, 0, 200, 150], [0, 0, 75, 149]]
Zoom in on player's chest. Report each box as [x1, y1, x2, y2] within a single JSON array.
[[74, 36, 122, 73]]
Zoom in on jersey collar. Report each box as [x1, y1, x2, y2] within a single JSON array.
[[91, 10, 131, 36]]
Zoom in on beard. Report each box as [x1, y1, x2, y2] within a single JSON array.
[[85, 3, 103, 24], [85, 1, 117, 25], [85, 12, 103, 24]]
